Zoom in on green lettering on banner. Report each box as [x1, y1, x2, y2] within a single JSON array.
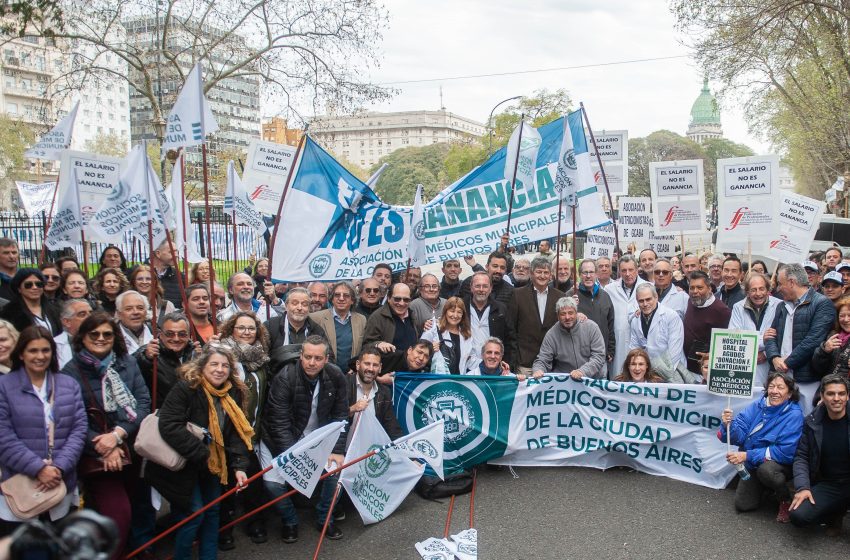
[[445, 192, 468, 226], [466, 189, 488, 221], [483, 183, 507, 216]]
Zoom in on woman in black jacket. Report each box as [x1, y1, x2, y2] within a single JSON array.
[[146, 345, 253, 560], [0, 269, 61, 336], [811, 297, 850, 380]]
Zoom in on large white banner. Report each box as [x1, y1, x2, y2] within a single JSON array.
[[767, 191, 825, 263], [394, 373, 750, 489], [650, 159, 706, 234], [58, 150, 123, 226], [15, 181, 56, 216], [715, 155, 780, 254], [241, 139, 298, 214]]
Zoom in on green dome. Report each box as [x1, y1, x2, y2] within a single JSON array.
[[690, 78, 721, 125]]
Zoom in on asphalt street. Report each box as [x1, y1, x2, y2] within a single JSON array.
[[218, 465, 850, 560]]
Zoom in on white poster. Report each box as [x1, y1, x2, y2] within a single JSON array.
[[767, 192, 826, 263], [650, 160, 706, 234], [15, 181, 56, 216], [584, 224, 616, 259], [589, 130, 628, 196], [58, 150, 123, 226], [617, 197, 654, 246], [715, 155, 780, 254], [241, 139, 298, 214], [648, 230, 676, 257]]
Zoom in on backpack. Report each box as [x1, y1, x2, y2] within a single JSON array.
[[415, 471, 474, 500]]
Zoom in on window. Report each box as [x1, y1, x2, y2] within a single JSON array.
[[6, 103, 17, 114]]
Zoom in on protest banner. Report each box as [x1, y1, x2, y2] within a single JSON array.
[[224, 161, 267, 236], [707, 329, 759, 398], [241, 139, 298, 214], [588, 130, 628, 196], [647, 230, 676, 257], [270, 113, 611, 282], [58, 150, 123, 226], [394, 373, 751, 489], [15, 181, 56, 216], [260, 421, 346, 496], [650, 159, 706, 235], [161, 63, 217, 151], [617, 197, 653, 246], [767, 191, 825, 263], [44, 169, 84, 250], [584, 224, 616, 259], [25, 101, 79, 160], [504, 120, 543, 229], [715, 155, 780, 255]]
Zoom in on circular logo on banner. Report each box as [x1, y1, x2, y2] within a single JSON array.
[[416, 385, 480, 449], [413, 219, 426, 241], [364, 444, 392, 478], [411, 439, 438, 459], [308, 254, 332, 278], [562, 148, 577, 170], [106, 179, 129, 202]]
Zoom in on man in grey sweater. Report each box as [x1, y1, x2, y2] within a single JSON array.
[[532, 297, 607, 380]]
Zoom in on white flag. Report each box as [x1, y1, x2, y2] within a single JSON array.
[[340, 411, 423, 524], [90, 145, 169, 245], [225, 161, 267, 236], [25, 101, 79, 160], [408, 184, 427, 266], [162, 63, 218, 150], [44, 169, 84, 250], [165, 154, 205, 263], [392, 419, 445, 480], [553, 116, 581, 206], [268, 421, 345, 497], [503, 120, 542, 193], [451, 528, 478, 560], [15, 181, 56, 216], [415, 537, 457, 560]]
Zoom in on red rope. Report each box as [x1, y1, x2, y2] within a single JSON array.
[[443, 494, 455, 539]]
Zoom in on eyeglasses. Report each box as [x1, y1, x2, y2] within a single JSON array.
[[333, 293, 351, 299], [23, 281, 44, 289], [580, 271, 595, 276], [363, 288, 380, 294], [420, 284, 439, 290], [391, 296, 411, 303], [234, 325, 257, 333], [162, 330, 189, 339], [654, 270, 672, 276], [86, 330, 115, 341]]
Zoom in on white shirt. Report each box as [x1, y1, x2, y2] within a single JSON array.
[[469, 304, 491, 352], [120, 323, 153, 355], [54, 331, 72, 369], [535, 287, 548, 324], [781, 301, 797, 362]]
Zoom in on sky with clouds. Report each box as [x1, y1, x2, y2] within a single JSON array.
[[357, 0, 767, 153]]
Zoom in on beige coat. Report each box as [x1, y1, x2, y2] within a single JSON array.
[[310, 308, 366, 365]]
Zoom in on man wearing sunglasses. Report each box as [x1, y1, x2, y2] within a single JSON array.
[[653, 258, 688, 320], [353, 278, 382, 318], [363, 282, 420, 354], [134, 312, 197, 409], [310, 281, 365, 372]]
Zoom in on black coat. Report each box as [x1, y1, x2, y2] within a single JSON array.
[[346, 373, 403, 440], [134, 343, 197, 410], [463, 297, 516, 366], [266, 314, 328, 377], [793, 403, 850, 491], [261, 361, 349, 458], [0, 296, 62, 336], [145, 380, 250, 509]]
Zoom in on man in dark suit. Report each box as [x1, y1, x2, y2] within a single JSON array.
[[464, 271, 516, 367], [509, 257, 564, 379]]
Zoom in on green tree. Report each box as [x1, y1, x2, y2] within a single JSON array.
[[628, 130, 708, 196], [443, 143, 488, 185], [84, 132, 128, 158], [671, 0, 850, 199], [370, 143, 450, 203], [487, 88, 572, 153], [0, 114, 36, 205]]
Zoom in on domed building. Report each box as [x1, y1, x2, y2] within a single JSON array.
[[686, 78, 723, 144]]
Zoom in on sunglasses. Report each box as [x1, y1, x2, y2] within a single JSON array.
[[162, 330, 189, 339], [23, 281, 44, 289], [392, 296, 411, 303], [86, 330, 115, 341], [43, 275, 60, 281], [363, 288, 380, 294], [654, 270, 672, 276]]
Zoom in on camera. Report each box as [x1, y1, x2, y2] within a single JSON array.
[[9, 510, 118, 560]]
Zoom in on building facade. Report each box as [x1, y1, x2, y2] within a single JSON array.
[[686, 78, 723, 144], [262, 116, 302, 146], [311, 109, 485, 169]]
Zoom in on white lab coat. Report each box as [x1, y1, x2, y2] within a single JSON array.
[[628, 304, 686, 369], [729, 296, 781, 388], [659, 287, 689, 320], [421, 328, 480, 374], [605, 278, 650, 378]]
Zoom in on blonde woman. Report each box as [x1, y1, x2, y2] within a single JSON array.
[[0, 320, 19, 374]]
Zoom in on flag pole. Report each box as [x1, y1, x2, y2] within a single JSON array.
[[580, 103, 620, 254], [312, 483, 343, 560], [178, 151, 190, 287], [571, 200, 578, 284], [504, 114, 526, 243], [202, 143, 216, 329], [555, 199, 563, 267], [142, 140, 161, 408], [266, 127, 309, 321], [230, 175, 239, 279], [444, 494, 456, 538], [38, 174, 61, 265]]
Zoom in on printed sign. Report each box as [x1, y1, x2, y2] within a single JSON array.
[[242, 139, 298, 214], [707, 329, 758, 398]]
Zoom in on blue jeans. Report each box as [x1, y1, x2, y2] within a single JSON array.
[[173, 471, 222, 560], [263, 473, 339, 527]]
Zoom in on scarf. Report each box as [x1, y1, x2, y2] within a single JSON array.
[[200, 377, 254, 484], [222, 338, 269, 372], [79, 350, 138, 422]]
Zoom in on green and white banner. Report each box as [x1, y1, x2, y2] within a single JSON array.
[[394, 373, 752, 489]]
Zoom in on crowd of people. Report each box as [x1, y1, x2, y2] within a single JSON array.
[[0, 235, 848, 558]]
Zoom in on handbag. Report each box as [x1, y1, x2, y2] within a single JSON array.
[[134, 412, 207, 471], [77, 372, 132, 477], [0, 375, 68, 519]]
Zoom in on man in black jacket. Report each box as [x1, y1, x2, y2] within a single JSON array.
[[347, 347, 403, 439], [790, 374, 850, 533], [459, 251, 514, 306], [464, 271, 516, 366], [267, 287, 328, 376], [134, 312, 196, 409], [261, 335, 348, 542]]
